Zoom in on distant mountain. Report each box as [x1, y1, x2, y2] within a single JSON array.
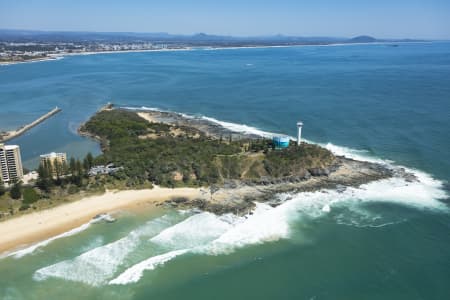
[[348, 35, 377, 43], [0, 29, 423, 45], [0, 29, 340, 45]]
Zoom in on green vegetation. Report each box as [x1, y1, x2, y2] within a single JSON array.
[[0, 109, 337, 218], [0, 180, 5, 196], [263, 143, 335, 177], [81, 110, 242, 187], [10, 182, 22, 200], [80, 109, 336, 187], [34, 151, 122, 197], [20, 187, 40, 211], [23, 187, 39, 204], [0, 152, 115, 217], [36, 154, 86, 192]]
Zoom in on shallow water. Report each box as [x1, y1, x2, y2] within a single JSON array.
[[0, 42, 449, 299]]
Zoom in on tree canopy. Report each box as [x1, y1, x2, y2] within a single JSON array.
[[80, 110, 336, 188]]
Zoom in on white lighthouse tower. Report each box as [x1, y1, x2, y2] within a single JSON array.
[[296, 121, 303, 146]]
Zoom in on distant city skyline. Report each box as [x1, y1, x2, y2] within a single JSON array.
[[1, 0, 449, 39]]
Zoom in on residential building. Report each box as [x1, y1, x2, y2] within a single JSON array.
[[40, 152, 67, 175], [0, 143, 24, 183], [88, 164, 123, 177]]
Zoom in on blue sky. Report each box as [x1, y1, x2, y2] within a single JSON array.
[[0, 0, 449, 39]]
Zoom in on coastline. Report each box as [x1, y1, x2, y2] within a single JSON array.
[[0, 106, 416, 255], [0, 186, 204, 255], [0, 48, 193, 66], [0, 56, 61, 66], [0, 41, 426, 67], [114, 108, 410, 215]]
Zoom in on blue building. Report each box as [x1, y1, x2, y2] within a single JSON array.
[[272, 136, 290, 149]]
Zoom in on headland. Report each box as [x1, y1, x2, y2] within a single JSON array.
[[116, 108, 414, 214], [0, 104, 416, 253]]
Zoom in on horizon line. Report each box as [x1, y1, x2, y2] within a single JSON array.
[[0, 28, 438, 41]]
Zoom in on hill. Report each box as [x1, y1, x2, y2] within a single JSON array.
[[348, 35, 377, 43], [80, 109, 336, 188]]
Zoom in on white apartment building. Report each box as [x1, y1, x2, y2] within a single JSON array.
[[0, 143, 24, 184]]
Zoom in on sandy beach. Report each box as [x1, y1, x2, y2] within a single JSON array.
[[0, 186, 203, 254]]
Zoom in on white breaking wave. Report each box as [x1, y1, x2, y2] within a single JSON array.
[[108, 153, 448, 286], [122, 106, 161, 112], [201, 116, 278, 138], [317, 142, 392, 165], [109, 249, 189, 285], [33, 107, 448, 286], [199, 202, 292, 255], [109, 203, 295, 285], [34, 234, 138, 286], [33, 213, 183, 286], [107, 174, 448, 286], [121, 105, 279, 137], [150, 212, 232, 249], [292, 176, 446, 213], [118, 107, 448, 213], [108, 212, 238, 285], [183, 112, 447, 203], [122, 106, 447, 192]]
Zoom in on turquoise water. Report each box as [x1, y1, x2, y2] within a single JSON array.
[[0, 43, 449, 299]]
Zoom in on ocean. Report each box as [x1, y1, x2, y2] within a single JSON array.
[[0, 42, 449, 299]]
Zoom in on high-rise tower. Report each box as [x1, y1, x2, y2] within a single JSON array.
[[0, 143, 24, 183]]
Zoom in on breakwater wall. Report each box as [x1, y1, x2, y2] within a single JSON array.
[[0, 107, 62, 142]]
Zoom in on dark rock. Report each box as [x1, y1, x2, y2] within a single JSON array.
[[171, 197, 188, 203], [304, 171, 311, 179], [309, 168, 328, 176]]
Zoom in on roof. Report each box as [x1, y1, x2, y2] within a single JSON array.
[[40, 152, 66, 158], [4, 145, 20, 150]]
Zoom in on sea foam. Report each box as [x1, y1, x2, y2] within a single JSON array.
[[200, 116, 277, 138], [109, 203, 295, 285], [109, 249, 189, 285], [33, 213, 182, 286], [122, 106, 161, 112], [106, 110, 448, 285], [106, 173, 448, 286], [124, 106, 448, 198], [35, 110, 449, 286], [150, 212, 232, 249], [121, 106, 279, 138]]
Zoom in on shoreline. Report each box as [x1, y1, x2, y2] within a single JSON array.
[[0, 186, 204, 255], [0, 106, 417, 255], [118, 108, 410, 215], [0, 41, 428, 66], [0, 48, 193, 66], [0, 105, 424, 256]]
